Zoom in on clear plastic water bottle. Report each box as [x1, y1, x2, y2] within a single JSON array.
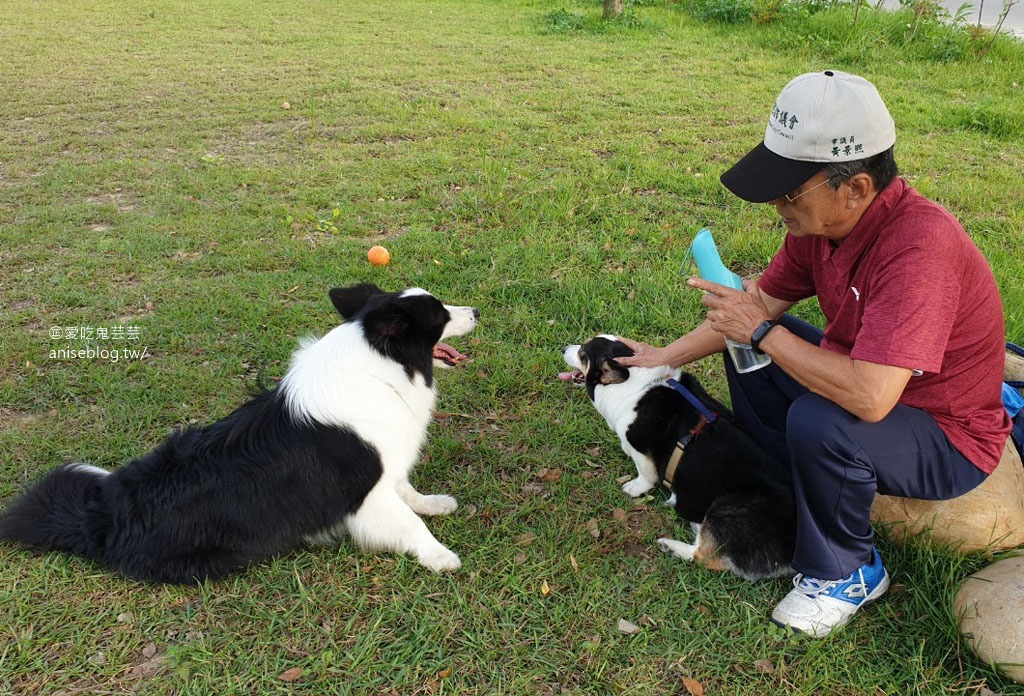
[[689, 228, 771, 374]]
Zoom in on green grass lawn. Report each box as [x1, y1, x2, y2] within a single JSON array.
[[2, 0, 1023, 693]]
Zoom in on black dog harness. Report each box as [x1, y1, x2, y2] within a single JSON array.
[[662, 378, 718, 490]]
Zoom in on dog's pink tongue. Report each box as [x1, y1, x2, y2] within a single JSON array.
[[558, 370, 582, 381], [434, 342, 467, 364]]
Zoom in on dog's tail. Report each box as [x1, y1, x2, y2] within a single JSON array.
[[0, 463, 109, 561]]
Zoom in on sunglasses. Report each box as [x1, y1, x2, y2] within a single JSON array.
[[780, 174, 840, 204]]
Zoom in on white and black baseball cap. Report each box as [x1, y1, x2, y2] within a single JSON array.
[[720, 70, 896, 203]]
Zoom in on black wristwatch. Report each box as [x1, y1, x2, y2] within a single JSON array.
[[750, 319, 778, 354]]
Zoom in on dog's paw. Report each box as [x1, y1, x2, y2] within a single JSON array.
[[413, 494, 458, 516], [419, 546, 462, 573], [622, 476, 655, 497], [657, 537, 697, 562]]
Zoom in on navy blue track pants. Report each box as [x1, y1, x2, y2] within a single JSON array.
[[723, 315, 988, 580]]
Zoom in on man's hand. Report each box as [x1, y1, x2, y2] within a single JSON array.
[[614, 278, 781, 370], [615, 336, 671, 368], [687, 277, 771, 344]]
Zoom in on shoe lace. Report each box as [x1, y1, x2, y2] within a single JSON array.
[[792, 574, 836, 596], [792, 568, 868, 598]]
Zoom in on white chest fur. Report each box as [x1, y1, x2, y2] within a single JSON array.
[[280, 324, 436, 477], [592, 365, 678, 437]]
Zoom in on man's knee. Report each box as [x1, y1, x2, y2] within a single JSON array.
[[786, 393, 856, 460]]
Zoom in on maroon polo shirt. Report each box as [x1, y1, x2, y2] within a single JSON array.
[[759, 177, 1011, 473]]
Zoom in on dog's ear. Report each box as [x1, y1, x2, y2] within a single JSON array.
[[362, 304, 412, 343], [599, 359, 629, 385], [329, 283, 383, 319]]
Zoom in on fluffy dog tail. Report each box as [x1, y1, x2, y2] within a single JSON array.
[[0, 463, 108, 561]]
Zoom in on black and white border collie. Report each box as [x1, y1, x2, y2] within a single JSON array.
[[561, 335, 797, 581], [0, 284, 478, 584]]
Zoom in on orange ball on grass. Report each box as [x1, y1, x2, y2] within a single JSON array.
[[367, 245, 391, 266]]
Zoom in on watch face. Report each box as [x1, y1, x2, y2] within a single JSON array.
[[751, 320, 775, 349]]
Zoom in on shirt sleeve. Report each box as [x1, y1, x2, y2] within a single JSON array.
[[758, 235, 816, 303]]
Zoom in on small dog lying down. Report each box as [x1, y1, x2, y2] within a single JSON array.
[[0, 284, 477, 583], [561, 335, 797, 581]]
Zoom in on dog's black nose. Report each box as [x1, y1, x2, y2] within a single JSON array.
[[472, 308, 480, 319]]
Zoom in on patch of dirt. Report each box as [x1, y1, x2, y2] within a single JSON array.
[[0, 408, 47, 428], [85, 190, 141, 214]]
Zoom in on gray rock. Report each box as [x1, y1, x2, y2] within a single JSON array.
[[954, 556, 1024, 683]]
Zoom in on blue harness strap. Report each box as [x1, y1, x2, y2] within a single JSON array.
[[661, 378, 718, 489], [666, 378, 717, 423]]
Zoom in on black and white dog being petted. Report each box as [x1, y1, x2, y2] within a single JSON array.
[[0, 284, 478, 583], [560, 335, 797, 581]]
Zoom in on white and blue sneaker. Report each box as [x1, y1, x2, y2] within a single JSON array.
[[771, 547, 890, 638]]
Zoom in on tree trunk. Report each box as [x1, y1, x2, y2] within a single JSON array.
[[603, 0, 623, 20]]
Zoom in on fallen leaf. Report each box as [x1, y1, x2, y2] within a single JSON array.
[[616, 474, 634, 485], [617, 618, 640, 634], [753, 659, 774, 674], [586, 518, 601, 539], [612, 508, 628, 523], [570, 555, 579, 572], [282, 101, 291, 109], [141, 642, 157, 659], [279, 667, 303, 682], [512, 532, 536, 546], [521, 482, 546, 497], [682, 676, 705, 696], [540, 579, 551, 596], [126, 653, 166, 679], [537, 467, 562, 482], [438, 667, 452, 679]]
